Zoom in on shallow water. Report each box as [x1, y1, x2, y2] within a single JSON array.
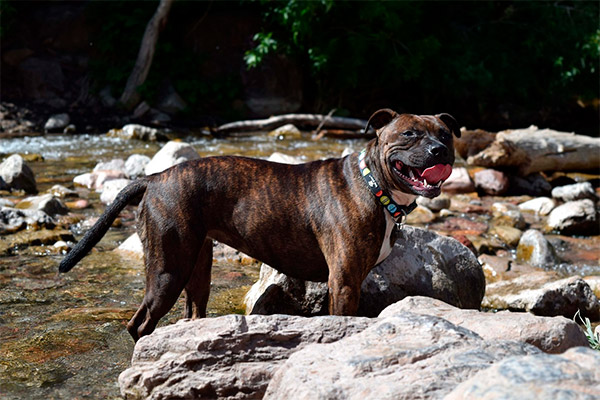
[[0, 132, 367, 399]]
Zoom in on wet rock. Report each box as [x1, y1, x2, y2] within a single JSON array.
[[118, 314, 373, 400], [264, 313, 538, 400], [552, 181, 597, 202], [518, 196, 556, 216], [268, 124, 302, 140], [474, 169, 510, 195], [44, 113, 70, 133], [478, 254, 545, 284], [73, 170, 127, 191], [489, 224, 522, 247], [100, 179, 131, 205], [380, 296, 588, 353], [516, 229, 560, 268], [64, 199, 89, 210], [266, 152, 304, 164], [416, 193, 451, 212], [47, 184, 78, 198], [491, 202, 527, 229], [0, 207, 55, 233], [63, 124, 76, 134], [546, 199, 599, 235], [16, 194, 68, 217], [447, 347, 600, 399], [246, 225, 485, 317], [510, 173, 552, 196], [145, 141, 200, 175], [0, 229, 74, 255], [0, 154, 37, 194], [429, 216, 489, 236], [404, 205, 435, 224], [93, 159, 126, 174], [483, 273, 600, 320], [442, 167, 475, 194], [124, 154, 151, 179], [107, 124, 168, 142]]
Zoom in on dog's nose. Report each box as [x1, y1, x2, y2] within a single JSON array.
[[428, 144, 449, 158]]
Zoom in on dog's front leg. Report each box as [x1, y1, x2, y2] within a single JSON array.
[[327, 263, 363, 316]]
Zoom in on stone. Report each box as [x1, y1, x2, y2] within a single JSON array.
[[518, 196, 556, 216], [44, 113, 70, 133], [489, 224, 522, 247], [478, 254, 543, 284], [0, 229, 74, 255], [474, 169, 510, 195], [118, 314, 374, 400], [552, 181, 597, 202], [156, 86, 187, 114], [15, 194, 68, 217], [145, 141, 201, 175], [132, 101, 150, 119], [0, 154, 37, 194], [510, 173, 552, 196], [47, 184, 78, 198], [380, 296, 588, 353], [266, 152, 304, 164], [0, 207, 55, 233], [447, 347, 600, 399], [416, 194, 451, 212], [264, 312, 538, 400], [114, 233, 143, 260], [442, 167, 475, 194], [99, 86, 117, 108], [516, 229, 560, 268], [107, 124, 167, 142], [124, 154, 150, 179], [213, 242, 258, 265], [63, 124, 76, 134], [93, 159, 126, 173], [99, 179, 131, 205], [245, 225, 485, 317], [73, 170, 127, 191], [491, 202, 527, 229], [428, 216, 489, 236], [404, 205, 435, 224], [546, 199, 598, 235], [268, 124, 302, 140], [483, 273, 600, 320]]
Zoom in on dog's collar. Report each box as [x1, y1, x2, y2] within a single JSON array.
[[358, 148, 417, 222]]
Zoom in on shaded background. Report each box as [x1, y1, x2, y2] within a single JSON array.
[[1, 0, 598, 134]]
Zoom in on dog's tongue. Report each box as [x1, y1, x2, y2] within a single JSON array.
[[421, 164, 452, 184]]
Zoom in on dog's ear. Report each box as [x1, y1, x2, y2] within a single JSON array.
[[365, 109, 398, 134], [436, 113, 461, 138]]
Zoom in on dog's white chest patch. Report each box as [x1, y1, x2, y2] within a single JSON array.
[[375, 212, 396, 265]]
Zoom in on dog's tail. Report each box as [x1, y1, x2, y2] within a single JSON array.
[[59, 178, 149, 273]]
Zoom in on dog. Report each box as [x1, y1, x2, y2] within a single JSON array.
[[59, 109, 460, 341]]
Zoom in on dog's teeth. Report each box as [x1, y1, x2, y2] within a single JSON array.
[[424, 178, 429, 186]]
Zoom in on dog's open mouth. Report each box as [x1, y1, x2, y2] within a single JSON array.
[[393, 161, 452, 190]]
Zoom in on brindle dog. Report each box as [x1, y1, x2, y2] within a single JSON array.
[[59, 109, 460, 341]]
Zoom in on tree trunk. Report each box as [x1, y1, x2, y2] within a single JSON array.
[[119, 0, 174, 110]]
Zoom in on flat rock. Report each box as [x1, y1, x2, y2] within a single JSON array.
[[144, 141, 200, 175], [73, 170, 127, 191], [118, 314, 374, 400], [264, 312, 539, 400], [552, 181, 597, 202], [0, 154, 37, 194], [447, 346, 600, 399], [483, 273, 600, 320], [518, 196, 556, 216], [546, 199, 598, 235], [380, 296, 588, 353]]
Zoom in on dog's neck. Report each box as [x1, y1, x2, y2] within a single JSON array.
[[358, 148, 417, 221]]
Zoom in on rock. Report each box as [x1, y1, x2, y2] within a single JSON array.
[[404, 205, 435, 224], [99, 86, 117, 108], [518, 196, 556, 216], [442, 167, 475, 194], [63, 124, 76, 134], [0, 154, 37, 194], [428, 216, 489, 236], [213, 242, 258, 265], [489, 224, 522, 247], [483, 273, 600, 320], [584, 276, 600, 299], [268, 124, 302, 140], [15, 194, 68, 216], [416, 194, 451, 212], [380, 296, 588, 353], [145, 141, 201, 175], [447, 347, 600, 399], [114, 233, 143, 259], [107, 124, 167, 142], [546, 199, 599, 235], [474, 168, 510, 195], [64, 199, 89, 210], [124, 154, 150, 179], [0, 207, 55, 233], [491, 202, 527, 229], [47, 184, 78, 198], [552, 181, 597, 202], [516, 229, 560, 268], [93, 159, 126, 173], [44, 113, 70, 133], [73, 170, 127, 191], [264, 312, 539, 400], [99, 179, 131, 205], [245, 264, 328, 316], [454, 128, 496, 159], [118, 314, 374, 400], [510, 173, 552, 196], [0, 229, 74, 255], [156, 85, 187, 114], [246, 225, 485, 317], [266, 152, 304, 164], [478, 254, 543, 283]]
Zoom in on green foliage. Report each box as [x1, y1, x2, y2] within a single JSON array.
[[246, 1, 599, 115], [0, 0, 16, 38], [574, 310, 600, 351]]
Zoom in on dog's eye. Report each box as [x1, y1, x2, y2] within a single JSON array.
[[402, 130, 416, 137]]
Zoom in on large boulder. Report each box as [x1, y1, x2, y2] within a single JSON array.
[[118, 314, 374, 400], [144, 141, 201, 175], [0, 154, 37, 194], [245, 225, 485, 317]]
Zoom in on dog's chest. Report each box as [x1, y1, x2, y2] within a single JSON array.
[[375, 212, 396, 265]]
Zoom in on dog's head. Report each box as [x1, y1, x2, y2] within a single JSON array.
[[365, 109, 460, 198]]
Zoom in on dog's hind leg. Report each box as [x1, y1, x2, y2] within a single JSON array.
[[184, 238, 213, 319]]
